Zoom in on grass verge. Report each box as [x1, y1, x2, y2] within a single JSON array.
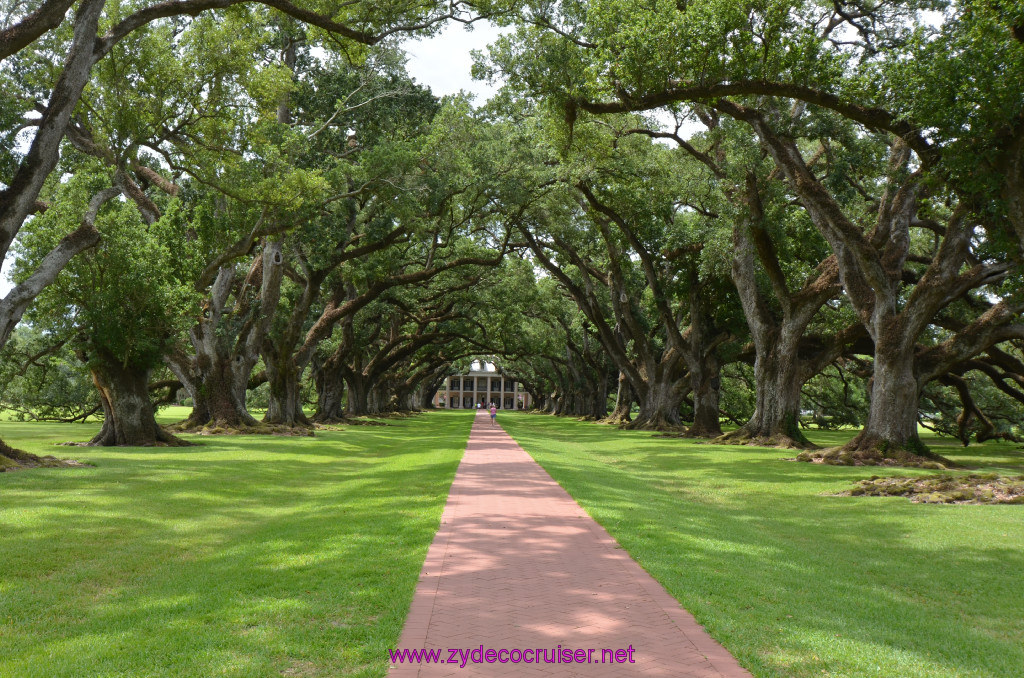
[[0, 410, 472, 678], [500, 413, 1024, 678]]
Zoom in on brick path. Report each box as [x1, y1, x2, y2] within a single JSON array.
[[389, 411, 752, 677]]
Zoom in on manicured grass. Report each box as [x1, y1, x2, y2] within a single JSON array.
[[499, 413, 1024, 678], [0, 410, 473, 678]]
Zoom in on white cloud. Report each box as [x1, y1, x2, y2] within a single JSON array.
[[403, 20, 508, 102]]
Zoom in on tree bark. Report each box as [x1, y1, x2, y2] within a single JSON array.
[[0, 0, 104, 261], [87, 352, 188, 447], [685, 353, 723, 437], [545, 390, 559, 414], [314, 378, 346, 421], [725, 106, 959, 462], [167, 246, 283, 431], [588, 375, 609, 419], [419, 384, 437, 410], [263, 357, 309, 426], [367, 383, 389, 414], [168, 349, 258, 429], [603, 371, 633, 425], [627, 375, 684, 430], [729, 335, 809, 445], [717, 176, 834, 447], [842, 343, 925, 456], [312, 355, 346, 422], [345, 375, 370, 417]]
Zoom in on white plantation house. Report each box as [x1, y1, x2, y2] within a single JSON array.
[[432, 363, 530, 410]]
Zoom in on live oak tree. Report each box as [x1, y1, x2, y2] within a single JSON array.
[[305, 228, 510, 417], [58, 11, 317, 432], [13, 168, 191, 445], [676, 111, 861, 448], [113, 24, 435, 431], [509, 280, 615, 420]]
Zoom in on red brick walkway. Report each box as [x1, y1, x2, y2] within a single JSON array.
[[389, 411, 752, 677]]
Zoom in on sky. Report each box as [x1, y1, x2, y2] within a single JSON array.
[[0, 21, 507, 299], [403, 20, 508, 102]]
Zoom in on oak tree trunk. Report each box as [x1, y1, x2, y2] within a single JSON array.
[[627, 377, 684, 430], [180, 354, 258, 429], [367, 384, 388, 414], [603, 371, 633, 425], [345, 376, 370, 417], [419, 384, 438, 410], [312, 357, 346, 423], [810, 341, 954, 467], [588, 378, 609, 420], [554, 391, 568, 415], [719, 330, 812, 448], [845, 346, 924, 456], [685, 354, 723, 438], [263, 358, 309, 426], [750, 350, 807, 443], [88, 355, 188, 447]]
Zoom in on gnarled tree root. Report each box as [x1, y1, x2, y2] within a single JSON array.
[[373, 410, 423, 419], [311, 416, 391, 428], [681, 425, 724, 439], [1, 439, 89, 472], [166, 421, 314, 436], [599, 413, 633, 427], [644, 427, 690, 437], [795, 444, 954, 469], [715, 427, 817, 450], [311, 415, 350, 426], [623, 416, 686, 433]]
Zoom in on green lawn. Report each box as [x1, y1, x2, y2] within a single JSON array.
[[499, 413, 1024, 678], [0, 409, 473, 678]]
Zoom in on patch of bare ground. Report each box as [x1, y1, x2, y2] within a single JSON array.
[[836, 473, 1024, 504], [280, 658, 319, 676]]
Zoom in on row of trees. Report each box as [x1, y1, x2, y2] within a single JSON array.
[[1, 0, 529, 457], [478, 0, 1024, 464], [2, 0, 1023, 468]]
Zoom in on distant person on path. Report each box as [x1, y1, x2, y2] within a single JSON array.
[[489, 403, 497, 427]]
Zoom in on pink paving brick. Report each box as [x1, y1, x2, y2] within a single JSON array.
[[388, 411, 752, 678]]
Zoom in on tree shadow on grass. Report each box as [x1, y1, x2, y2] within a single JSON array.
[[0, 412, 475, 678]]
